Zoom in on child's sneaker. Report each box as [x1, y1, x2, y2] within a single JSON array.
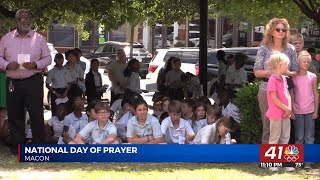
[[284, 167, 295, 172], [269, 167, 279, 172]]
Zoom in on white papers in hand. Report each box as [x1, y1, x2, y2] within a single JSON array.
[[18, 54, 30, 69]]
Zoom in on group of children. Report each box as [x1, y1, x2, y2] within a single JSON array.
[[216, 50, 248, 91], [46, 48, 109, 115], [262, 33, 318, 171], [4, 88, 239, 145], [156, 57, 202, 101]]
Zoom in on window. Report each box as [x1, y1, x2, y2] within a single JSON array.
[[94, 46, 104, 54], [207, 53, 218, 64], [102, 45, 113, 53], [164, 51, 181, 62], [164, 50, 218, 64], [181, 51, 199, 64]]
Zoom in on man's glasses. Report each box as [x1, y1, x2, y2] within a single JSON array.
[[275, 28, 287, 33]]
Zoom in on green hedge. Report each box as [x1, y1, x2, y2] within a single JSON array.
[[232, 81, 262, 144], [232, 80, 320, 144]]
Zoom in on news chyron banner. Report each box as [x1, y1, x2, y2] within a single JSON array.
[[18, 144, 320, 164]]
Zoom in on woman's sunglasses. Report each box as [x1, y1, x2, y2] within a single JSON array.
[[275, 28, 287, 32]]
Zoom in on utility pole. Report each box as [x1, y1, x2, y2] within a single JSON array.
[[199, 0, 208, 96]]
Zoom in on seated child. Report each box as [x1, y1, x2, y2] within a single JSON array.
[[161, 100, 195, 144], [45, 103, 68, 144], [181, 98, 195, 126], [114, 98, 135, 142], [181, 72, 201, 99], [194, 104, 222, 134], [219, 89, 240, 123], [165, 58, 184, 100], [86, 101, 99, 123], [219, 89, 241, 143], [126, 99, 163, 144], [162, 96, 171, 113], [193, 116, 237, 144], [191, 102, 207, 134], [61, 96, 88, 144], [116, 99, 135, 126], [152, 101, 163, 120], [74, 101, 119, 144], [157, 96, 171, 124]]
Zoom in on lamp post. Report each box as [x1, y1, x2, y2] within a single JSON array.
[[199, 0, 208, 96]]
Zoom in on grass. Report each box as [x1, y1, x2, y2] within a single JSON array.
[[0, 146, 319, 180]]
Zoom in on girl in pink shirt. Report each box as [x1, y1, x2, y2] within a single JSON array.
[[266, 52, 292, 145], [292, 51, 319, 145]]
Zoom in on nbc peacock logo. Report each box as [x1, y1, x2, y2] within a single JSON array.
[[284, 145, 299, 162]]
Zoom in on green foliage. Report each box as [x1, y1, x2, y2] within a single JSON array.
[[211, 0, 303, 27], [232, 81, 262, 144], [0, 0, 199, 40]]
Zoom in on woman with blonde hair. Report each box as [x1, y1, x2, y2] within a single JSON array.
[[253, 18, 299, 144]]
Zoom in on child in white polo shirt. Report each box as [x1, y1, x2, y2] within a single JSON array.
[[74, 102, 119, 144], [46, 53, 72, 115], [126, 99, 163, 144], [181, 98, 195, 126], [193, 116, 237, 144], [45, 103, 68, 144], [161, 100, 195, 144], [191, 102, 207, 135]]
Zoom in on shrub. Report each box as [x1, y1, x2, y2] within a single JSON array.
[[232, 81, 262, 144]]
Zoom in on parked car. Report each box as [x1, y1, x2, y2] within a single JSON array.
[[84, 41, 152, 78], [146, 47, 259, 86]]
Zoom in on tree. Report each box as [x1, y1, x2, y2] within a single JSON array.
[[292, 0, 320, 28], [211, 0, 302, 26], [0, 0, 199, 39]]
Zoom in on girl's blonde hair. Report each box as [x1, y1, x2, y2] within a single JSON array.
[[261, 18, 290, 48], [297, 51, 311, 63], [268, 51, 290, 70]]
